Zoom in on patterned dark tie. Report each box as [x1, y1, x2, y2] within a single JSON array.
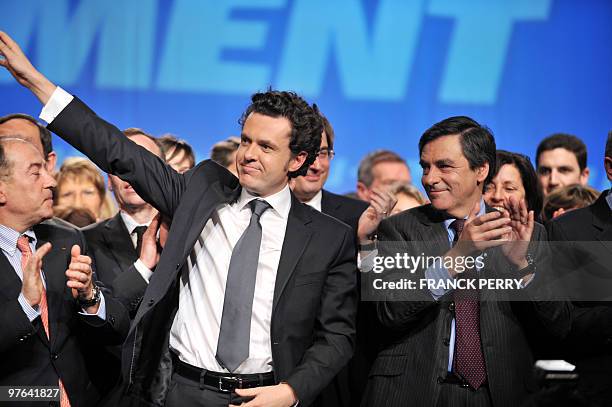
[[449, 219, 487, 389], [216, 199, 271, 372]]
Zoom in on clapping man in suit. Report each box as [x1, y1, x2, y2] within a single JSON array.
[[361, 116, 570, 407], [546, 132, 612, 406], [0, 136, 129, 407], [82, 129, 165, 315], [0, 31, 357, 407]]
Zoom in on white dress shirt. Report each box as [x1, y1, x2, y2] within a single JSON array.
[[39, 86, 286, 373], [169, 184, 290, 373], [302, 189, 322, 212]]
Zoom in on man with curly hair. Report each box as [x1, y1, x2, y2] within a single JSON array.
[[0, 32, 357, 407]]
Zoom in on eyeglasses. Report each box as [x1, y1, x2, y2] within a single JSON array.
[[316, 148, 335, 160]]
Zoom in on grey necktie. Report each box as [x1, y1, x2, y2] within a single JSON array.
[[216, 199, 271, 372]]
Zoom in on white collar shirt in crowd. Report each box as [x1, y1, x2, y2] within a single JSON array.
[[169, 183, 291, 373], [120, 211, 152, 249], [302, 189, 323, 212]]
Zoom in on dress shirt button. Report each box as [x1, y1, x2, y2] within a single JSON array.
[[448, 302, 455, 312]]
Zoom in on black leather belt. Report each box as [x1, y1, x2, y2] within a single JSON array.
[[439, 373, 488, 389], [172, 354, 275, 393]]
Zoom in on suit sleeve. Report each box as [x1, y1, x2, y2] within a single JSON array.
[[547, 220, 612, 350], [47, 97, 186, 218], [285, 226, 358, 406], [0, 298, 40, 353], [520, 224, 572, 340], [375, 217, 445, 331], [74, 229, 130, 345], [110, 264, 148, 319]]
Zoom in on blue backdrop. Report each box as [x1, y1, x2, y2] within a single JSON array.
[[1, 0, 611, 193]]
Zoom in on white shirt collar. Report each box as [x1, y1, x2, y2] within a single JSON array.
[[303, 190, 323, 212], [236, 183, 292, 219], [120, 211, 152, 234]]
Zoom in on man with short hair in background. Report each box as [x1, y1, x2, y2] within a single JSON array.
[[0, 113, 57, 173], [82, 128, 165, 310], [536, 133, 589, 197], [356, 149, 411, 203]]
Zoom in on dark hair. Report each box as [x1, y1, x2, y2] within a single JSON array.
[[488, 150, 543, 214], [210, 136, 240, 168], [0, 113, 53, 158], [541, 184, 600, 222], [159, 134, 196, 168], [122, 127, 165, 160], [536, 133, 587, 171], [239, 90, 322, 178], [358, 150, 407, 186], [606, 131, 612, 159], [312, 104, 335, 149], [419, 116, 496, 188]]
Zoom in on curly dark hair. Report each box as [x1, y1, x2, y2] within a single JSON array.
[[239, 90, 322, 178]]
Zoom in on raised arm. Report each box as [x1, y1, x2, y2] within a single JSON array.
[[0, 31, 186, 217]]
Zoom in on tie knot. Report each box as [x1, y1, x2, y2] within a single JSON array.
[[450, 219, 465, 237], [249, 199, 271, 218], [133, 225, 148, 237], [17, 235, 32, 255]]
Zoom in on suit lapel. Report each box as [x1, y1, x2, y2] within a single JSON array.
[[0, 252, 23, 304], [320, 190, 340, 217], [34, 226, 70, 350], [180, 182, 240, 262], [416, 205, 450, 256], [103, 213, 138, 272], [273, 195, 313, 313]]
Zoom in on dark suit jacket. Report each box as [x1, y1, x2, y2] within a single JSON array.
[[48, 97, 358, 407], [82, 214, 148, 316], [321, 190, 368, 233], [0, 221, 129, 407], [318, 190, 371, 407], [546, 190, 612, 403], [361, 204, 571, 407]]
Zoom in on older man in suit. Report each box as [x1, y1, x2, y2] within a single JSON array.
[[0, 137, 129, 407], [0, 31, 357, 407], [361, 116, 570, 407]]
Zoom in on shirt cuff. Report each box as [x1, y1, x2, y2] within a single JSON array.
[[424, 265, 454, 300], [18, 292, 41, 322], [78, 293, 106, 320], [358, 249, 378, 272], [39, 86, 73, 124], [134, 259, 153, 283]]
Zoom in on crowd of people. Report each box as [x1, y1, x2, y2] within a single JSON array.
[[1, 31, 611, 407]]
